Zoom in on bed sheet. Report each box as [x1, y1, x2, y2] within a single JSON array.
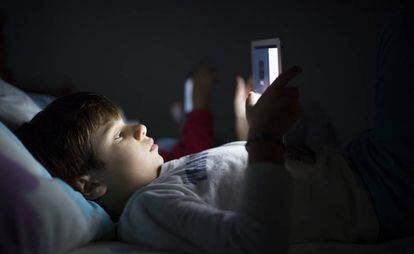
[[290, 235, 414, 254], [67, 241, 171, 254], [68, 236, 414, 254]]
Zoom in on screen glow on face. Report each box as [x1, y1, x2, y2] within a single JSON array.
[[253, 46, 279, 94]]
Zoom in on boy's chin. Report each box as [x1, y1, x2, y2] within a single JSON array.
[[157, 155, 164, 164]]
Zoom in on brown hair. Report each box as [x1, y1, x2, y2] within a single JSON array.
[[16, 92, 124, 181]]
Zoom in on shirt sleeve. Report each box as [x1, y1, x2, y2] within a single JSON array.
[[160, 109, 214, 162], [118, 163, 293, 254]]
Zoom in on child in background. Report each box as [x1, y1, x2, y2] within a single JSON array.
[[157, 64, 216, 161]]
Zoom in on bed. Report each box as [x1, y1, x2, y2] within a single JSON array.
[[1, 77, 414, 253]]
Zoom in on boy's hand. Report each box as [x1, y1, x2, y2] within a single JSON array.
[[234, 76, 253, 119], [234, 76, 254, 140], [246, 66, 302, 140]]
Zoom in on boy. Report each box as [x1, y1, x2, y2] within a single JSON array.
[[17, 12, 413, 253], [16, 66, 379, 253]]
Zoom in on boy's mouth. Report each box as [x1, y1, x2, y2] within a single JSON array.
[[149, 138, 158, 152], [147, 138, 158, 152]]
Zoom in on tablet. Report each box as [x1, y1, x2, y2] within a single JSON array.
[[251, 38, 283, 94]]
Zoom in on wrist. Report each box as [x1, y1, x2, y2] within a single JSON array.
[[246, 134, 285, 164], [246, 133, 284, 147], [247, 142, 285, 164]]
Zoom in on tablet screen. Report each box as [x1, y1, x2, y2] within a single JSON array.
[[252, 38, 281, 94]]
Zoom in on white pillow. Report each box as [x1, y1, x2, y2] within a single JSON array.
[[0, 121, 115, 254], [0, 78, 42, 130]]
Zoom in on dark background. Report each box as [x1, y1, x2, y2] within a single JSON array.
[[0, 0, 407, 145]]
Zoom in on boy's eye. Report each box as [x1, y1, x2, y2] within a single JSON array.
[[115, 132, 124, 140]]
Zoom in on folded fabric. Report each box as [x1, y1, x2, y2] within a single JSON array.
[[0, 78, 42, 130]]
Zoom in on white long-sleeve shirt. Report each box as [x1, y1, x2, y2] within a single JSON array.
[[118, 142, 379, 253], [118, 142, 292, 253]]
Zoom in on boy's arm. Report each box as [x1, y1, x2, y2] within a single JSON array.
[[245, 66, 302, 164], [234, 76, 253, 141]]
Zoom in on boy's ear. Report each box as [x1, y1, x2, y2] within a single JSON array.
[[72, 175, 107, 201]]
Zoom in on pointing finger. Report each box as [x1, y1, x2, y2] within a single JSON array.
[[270, 66, 302, 90]]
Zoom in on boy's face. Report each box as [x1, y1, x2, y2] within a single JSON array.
[[91, 118, 164, 199]]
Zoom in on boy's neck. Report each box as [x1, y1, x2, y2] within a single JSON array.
[[157, 164, 163, 177], [99, 192, 132, 222]]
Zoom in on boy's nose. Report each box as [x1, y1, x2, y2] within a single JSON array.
[[134, 124, 147, 140]]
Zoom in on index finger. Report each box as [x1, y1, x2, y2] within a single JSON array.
[[270, 66, 302, 90]]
